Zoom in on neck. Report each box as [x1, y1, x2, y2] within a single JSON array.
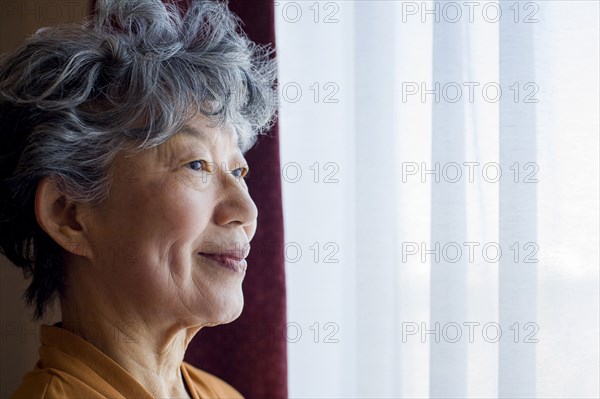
[[60, 284, 201, 398]]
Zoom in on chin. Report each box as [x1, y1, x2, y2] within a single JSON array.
[[222, 305, 244, 324], [202, 291, 245, 326]]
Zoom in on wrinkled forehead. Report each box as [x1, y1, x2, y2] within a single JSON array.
[[176, 122, 240, 149], [169, 119, 241, 153], [149, 119, 243, 162], [118, 115, 247, 166]]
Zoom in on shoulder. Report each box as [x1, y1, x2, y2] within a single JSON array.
[[183, 362, 244, 399], [10, 369, 104, 399]]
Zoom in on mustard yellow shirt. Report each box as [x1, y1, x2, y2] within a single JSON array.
[[11, 324, 243, 398]]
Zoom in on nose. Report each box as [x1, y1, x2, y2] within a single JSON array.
[[213, 169, 259, 238]]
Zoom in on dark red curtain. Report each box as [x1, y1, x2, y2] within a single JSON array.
[[176, 1, 287, 398]]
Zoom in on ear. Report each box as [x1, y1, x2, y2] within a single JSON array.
[[34, 177, 96, 261]]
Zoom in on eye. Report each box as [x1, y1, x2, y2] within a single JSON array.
[[188, 160, 211, 172], [231, 165, 249, 178]]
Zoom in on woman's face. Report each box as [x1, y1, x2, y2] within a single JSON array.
[[81, 114, 258, 327]]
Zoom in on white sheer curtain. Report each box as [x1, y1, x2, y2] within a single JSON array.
[[275, 1, 599, 398]]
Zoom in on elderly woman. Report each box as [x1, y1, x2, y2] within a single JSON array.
[[0, 0, 276, 397]]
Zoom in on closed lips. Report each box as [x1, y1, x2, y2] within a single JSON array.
[[201, 253, 244, 262], [198, 251, 248, 273], [198, 248, 248, 259]]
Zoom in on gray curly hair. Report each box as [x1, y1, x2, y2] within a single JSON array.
[[0, 0, 277, 319]]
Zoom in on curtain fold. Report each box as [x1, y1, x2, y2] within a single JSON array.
[[498, 10, 538, 397]]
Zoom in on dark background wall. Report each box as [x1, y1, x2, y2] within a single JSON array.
[[0, 3, 93, 396]]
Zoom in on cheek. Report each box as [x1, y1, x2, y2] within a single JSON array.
[[90, 176, 215, 272], [150, 177, 215, 233]]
